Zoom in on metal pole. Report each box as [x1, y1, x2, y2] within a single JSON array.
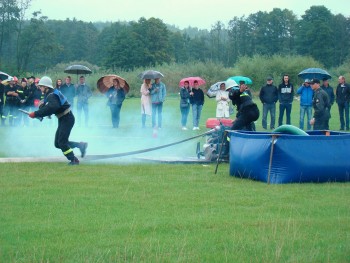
[[267, 135, 278, 184], [214, 130, 228, 174]]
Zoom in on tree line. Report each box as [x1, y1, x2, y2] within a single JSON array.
[[1, 1, 350, 75]]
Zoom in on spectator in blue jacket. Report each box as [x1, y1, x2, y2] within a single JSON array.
[[297, 79, 313, 130], [150, 78, 166, 128]]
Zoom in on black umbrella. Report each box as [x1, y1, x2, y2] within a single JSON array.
[[64, 65, 92, 75], [298, 68, 331, 80], [64, 65, 92, 83], [138, 70, 164, 80]]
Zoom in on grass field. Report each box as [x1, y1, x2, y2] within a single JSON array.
[[0, 95, 349, 262]]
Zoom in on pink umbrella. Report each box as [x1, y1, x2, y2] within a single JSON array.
[[179, 76, 206, 87]]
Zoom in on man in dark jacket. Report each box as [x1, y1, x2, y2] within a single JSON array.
[[309, 78, 330, 130], [335, 76, 350, 130], [230, 81, 260, 131], [28, 76, 88, 165], [189, 80, 204, 130], [278, 74, 294, 126], [259, 76, 278, 129]]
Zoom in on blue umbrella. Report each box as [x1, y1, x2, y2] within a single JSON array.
[[298, 68, 331, 80], [227, 76, 253, 85]]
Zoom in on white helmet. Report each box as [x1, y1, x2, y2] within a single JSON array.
[[38, 76, 53, 89]]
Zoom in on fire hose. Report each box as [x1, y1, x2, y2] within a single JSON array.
[[84, 128, 218, 161]]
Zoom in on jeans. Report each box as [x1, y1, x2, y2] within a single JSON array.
[[77, 101, 89, 126], [338, 102, 349, 129], [152, 102, 163, 128], [262, 103, 276, 129], [180, 105, 190, 127], [192, 104, 203, 127], [299, 105, 312, 130], [110, 104, 122, 128], [278, 103, 292, 126]]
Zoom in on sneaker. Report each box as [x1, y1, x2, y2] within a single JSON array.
[[68, 157, 79, 165], [196, 127, 200, 130], [79, 142, 88, 158], [193, 127, 197, 130], [182, 127, 187, 130]]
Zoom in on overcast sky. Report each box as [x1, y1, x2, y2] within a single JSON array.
[[27, 0, 350, 30]]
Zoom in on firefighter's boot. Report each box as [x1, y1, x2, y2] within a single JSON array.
[[68, 156, 80, 165], [79, 142, 88, 158]]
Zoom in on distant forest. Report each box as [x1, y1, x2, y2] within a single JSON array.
[[1, 1, 350, 75]]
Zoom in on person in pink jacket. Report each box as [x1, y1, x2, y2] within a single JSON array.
[[140, 79, 152, 128]]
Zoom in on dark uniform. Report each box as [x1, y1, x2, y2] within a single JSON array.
[[26, 82, 37, 110], [17, 83, 31, 126], [229, 88, 260, 131], [33, 88, 87, 164], [321, 83, 335, 129], [3, 83, 20, 126], [312, 88, 330, 130]]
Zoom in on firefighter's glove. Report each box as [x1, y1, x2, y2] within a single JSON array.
[[29, 112, 36, 118]]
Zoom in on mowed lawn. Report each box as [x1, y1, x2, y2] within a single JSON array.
[[0, 95, 349, 262]]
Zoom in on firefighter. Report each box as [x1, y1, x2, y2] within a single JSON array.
[[3, 76, 20, 126], [229, 81, 260, 131], [28, 76, 88, 165], [17, 78, 30, 126]]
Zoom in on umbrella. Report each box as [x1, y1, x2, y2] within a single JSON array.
[[298, 68, 331, 80], [1, 75, 13, 85], [138, 70, 164, 80], [225, 79, 238, 89], [64, 64, 92, 83], [64, 64, 92, 75], [179, 76, 206, 87], [207, 81, 225, 98], [0, 71, 10, 81], [227, 76, 253, 85], [97, 75, 130, 94], [207, 80, 238, 98]]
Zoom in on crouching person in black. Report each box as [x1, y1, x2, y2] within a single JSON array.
[[229, 81, 260, 131], [28, 76, 88, 165]]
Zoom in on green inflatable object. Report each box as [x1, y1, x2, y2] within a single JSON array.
[[272, 125, 309, 135]]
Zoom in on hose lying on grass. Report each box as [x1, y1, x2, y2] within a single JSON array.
[[84, 128, 218, 161]]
